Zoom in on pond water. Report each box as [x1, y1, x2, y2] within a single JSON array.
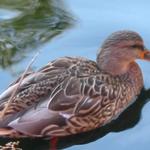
[[0, 0, 150, 150]]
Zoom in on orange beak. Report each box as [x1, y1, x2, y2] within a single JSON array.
[[140, 49, 150, 60]]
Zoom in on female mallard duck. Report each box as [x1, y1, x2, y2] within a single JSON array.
[[0, 30, 150, 137]]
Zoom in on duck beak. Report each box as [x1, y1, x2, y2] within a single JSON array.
[[140, 49, 150, 61]]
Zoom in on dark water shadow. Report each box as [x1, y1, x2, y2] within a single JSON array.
[[0, 0, 73, 69], [0, 88, 149, 150]]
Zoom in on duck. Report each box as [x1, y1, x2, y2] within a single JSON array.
[[0, 30, 150, 138]]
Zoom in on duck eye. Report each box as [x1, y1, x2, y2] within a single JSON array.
[[131, 45, 144, 50], [131, 45, 138, 48]]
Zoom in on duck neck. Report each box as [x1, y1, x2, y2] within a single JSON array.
[[97, 56, 130, 76], [128, 62, 143, 95], [97, 53, 143, 94]]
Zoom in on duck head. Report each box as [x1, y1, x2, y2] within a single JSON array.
[[97, 30, 150, 75]]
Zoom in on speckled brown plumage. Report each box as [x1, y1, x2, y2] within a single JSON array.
[[0, 30, 150, 137]]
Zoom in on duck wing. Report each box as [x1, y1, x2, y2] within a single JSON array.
[[0, 57, 76, 104], [0, 57, 84, 127], [5, 74, 119, 137]]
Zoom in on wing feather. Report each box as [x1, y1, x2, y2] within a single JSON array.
[[5, 75, 118, 136], [0, 57, 119, 136]]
